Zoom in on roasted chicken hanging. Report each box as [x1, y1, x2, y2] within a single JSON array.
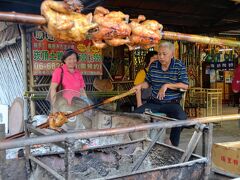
[[127, 15, 163, 50], [41, 0, 97, 42], [92, 6, 131, 48], [40, 1, 163, 49], [63, 0, 83, 13]]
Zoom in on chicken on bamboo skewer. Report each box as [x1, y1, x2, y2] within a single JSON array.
[[1, 0, 239, 48], [127, 15, 163, 50], [41, 0, 98, 42], [92, 6, 131, 48]]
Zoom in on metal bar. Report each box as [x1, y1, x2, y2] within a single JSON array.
[[24, 120, 32, 179], [29, 155, 65, 180], [132, 128, 165, 172], [64, 138, 76, 180], [0, 12, 46, 25], [0, 124, 6, 179], [31, 84, 50, 88], [211, 167, 239, 178], [19, 25, 30, 123], [180, 131, 200, 163], [26, 124, 65, 149], [27, 27, 38, 116], [179, 124, 204, 163], [5, 122, 48, 140], [204, 123, 213, 179], [1, 114, 240, 150], [202, 129, 206, 157], [102, 63, 114, 81], [144, 112, 177, 121], [17, 25, 31, 163]]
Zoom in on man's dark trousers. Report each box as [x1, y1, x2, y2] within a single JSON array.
[[134, 101, 187, 146]]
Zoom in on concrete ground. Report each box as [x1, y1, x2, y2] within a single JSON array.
[[179, 105, 240, 179]]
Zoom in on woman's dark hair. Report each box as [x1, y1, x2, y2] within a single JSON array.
[[144, 51, 158, 68], [61, 48, 79, 63]]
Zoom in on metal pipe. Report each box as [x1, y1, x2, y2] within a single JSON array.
[[102, 63, 114, 81], [205, 123, 213, 178], [0, 125, 5, 180], [162, 31, 240, 48], [1, 114, 240, 150], [29, 155, 65, 180], [132, 128, 165, 172], [0, 12, 46, 25], [31, 84, 50, 88], [19, 25, 30, 125], [27, 31, 37, 117]]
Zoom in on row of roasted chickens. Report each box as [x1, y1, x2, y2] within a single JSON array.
[[41, 0, 163, 50]]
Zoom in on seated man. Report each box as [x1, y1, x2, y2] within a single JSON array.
[[132, 41, 189, 147]]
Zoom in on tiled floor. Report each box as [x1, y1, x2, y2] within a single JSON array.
[[179, 105, 240, 179]]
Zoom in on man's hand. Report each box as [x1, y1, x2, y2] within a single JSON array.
[[157, 84, 168, 100], [131, 84, 142, 95], [131, 81, 149, 93]]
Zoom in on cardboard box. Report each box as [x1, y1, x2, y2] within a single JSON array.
[[212, 141, 240, 176]]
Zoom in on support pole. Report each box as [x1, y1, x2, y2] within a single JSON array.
[[65, 138, 76, 180], [180, 124, 205, 163], [0, 124, 6, 179], [204, 123, 213, 179], [19, 25, 30, 121]]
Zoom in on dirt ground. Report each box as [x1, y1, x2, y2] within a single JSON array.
[[179, 105, 240, 179]]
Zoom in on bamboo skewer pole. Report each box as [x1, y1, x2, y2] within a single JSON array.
[[66, 89, 136, 118], [0, 11, 239, 47], [5, 89, 136, 140], [5, 122, 49, 140], [1, 114, 240, 150], [162, 31, 240, 48]]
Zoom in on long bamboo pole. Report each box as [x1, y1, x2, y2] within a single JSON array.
[[0, 12, 239, 47], [5, 89, 136, 140], [1, 114, 240, 150], [66, 89, 136, 118], [162, 31, 240, 48]]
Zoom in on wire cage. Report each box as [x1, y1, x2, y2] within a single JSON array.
[[206, 89, 222, 117], [186, 88, 222, 118], [188, 88, 207, 108]]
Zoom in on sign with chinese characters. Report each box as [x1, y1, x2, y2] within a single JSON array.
[[212, 142, 240, 176], [32, 30, 102, 75], [210, 61, 234, 71]]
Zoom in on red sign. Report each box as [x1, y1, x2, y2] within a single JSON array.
[[32, 30, 102, 75]]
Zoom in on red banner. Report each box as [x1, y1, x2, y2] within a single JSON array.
[[32, 30, 102, 75]]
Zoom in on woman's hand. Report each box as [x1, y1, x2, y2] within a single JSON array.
[[133, 85, 143, 107], [49, 83, 58, 105], [131, 84, 142, 95], [157, 84, 168, 100]]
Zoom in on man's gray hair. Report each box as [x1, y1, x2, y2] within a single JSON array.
[[159, 41, 175, 52]]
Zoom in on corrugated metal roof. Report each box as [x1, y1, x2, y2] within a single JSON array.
[[0, 40, 23, 105]]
